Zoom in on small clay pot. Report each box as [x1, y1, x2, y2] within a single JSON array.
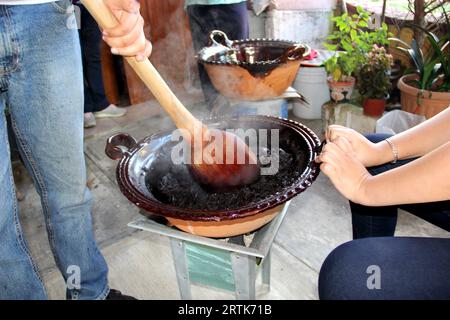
[[327, 76, 355, 103], [363, 98, 386, 117]]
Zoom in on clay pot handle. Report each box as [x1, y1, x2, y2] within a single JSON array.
[[280, 44, 311, 63], [208, 30, 234, 48], [105, 133, 138, 160], [314, 139, 326, 155], [309, 139, 326, 171]]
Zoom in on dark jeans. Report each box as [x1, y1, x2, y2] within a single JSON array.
[[76, 4, 109, 113], [187, 1, 249, 108], [319, 133, 450, 299], [319, 237, 450, 299]]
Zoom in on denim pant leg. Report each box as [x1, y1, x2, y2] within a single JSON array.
[[4, 2, 108, 300], [187, 2, 249, 108], [319, 237, 450, 299], [0, 94, 48, 299]]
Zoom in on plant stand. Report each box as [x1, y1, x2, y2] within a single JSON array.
[[127, 201, 291, 300], [322, 101, 380, 134]]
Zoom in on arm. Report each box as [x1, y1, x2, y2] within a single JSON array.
[[385, 107, 450, 160], [88, 0, 152, 61], [326, 106, 450, 166], [361, 141, 450, 206], [317, 137, 450, 206]]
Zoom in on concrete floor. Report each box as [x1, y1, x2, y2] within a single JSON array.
[[15, 99, 449, 300]]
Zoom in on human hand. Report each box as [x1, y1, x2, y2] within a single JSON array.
[[102, 0, 152, 61], [316, 137, 372, 204], [326, 125, 389, 167]]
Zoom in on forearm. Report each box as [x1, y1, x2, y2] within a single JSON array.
[[378, 108, 450, 162], [361, 141, 450, 206]]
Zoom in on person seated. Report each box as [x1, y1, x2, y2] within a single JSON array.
[[316, 106, 450, 299]]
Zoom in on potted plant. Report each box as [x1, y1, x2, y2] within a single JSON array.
[[390, 7, 450, 118], [324, 53, 358, 103], [324, 6, 391, 103], [357, 45, 393, 117]]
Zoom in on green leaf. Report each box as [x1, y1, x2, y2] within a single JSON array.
[[324, 43, 337, 51], [411, 39, 424, 70], [327, 34, 338, 40], [341, 40, 353, 52], [350, 29, 357, 41], [358, 21, 368, 28]]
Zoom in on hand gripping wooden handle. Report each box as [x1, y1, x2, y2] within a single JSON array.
[[81, 0, 201, 131]]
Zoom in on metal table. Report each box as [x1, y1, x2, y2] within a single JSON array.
[[128, 201, 290, 300]]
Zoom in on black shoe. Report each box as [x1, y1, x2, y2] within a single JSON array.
[[105, 289, 137, 300]]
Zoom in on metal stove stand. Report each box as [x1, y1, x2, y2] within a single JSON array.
[[128, 201, 290, 300]]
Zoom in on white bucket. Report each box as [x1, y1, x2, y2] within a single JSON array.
[[293, 66, 330, 119], [265, 10, 333, 48]]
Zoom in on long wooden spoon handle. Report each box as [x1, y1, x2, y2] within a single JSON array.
[[81, 0, 201, 130]]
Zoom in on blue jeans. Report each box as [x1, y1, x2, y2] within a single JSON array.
[[319, 237, 450, 299], [0, 1, 109, 299], [319, 133, 450, 299]]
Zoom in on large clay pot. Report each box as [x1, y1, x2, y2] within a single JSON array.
[[398, 74, 450, 119], [105, 115, 322, 238], [198, 30, 310, 101], [363, 98, 386, 117], [327, 76, 355, 103], [166, 204, 286, 238]]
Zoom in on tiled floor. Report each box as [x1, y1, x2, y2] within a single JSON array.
[[14, 99, 450, 300]]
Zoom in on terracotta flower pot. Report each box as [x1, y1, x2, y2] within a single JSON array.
[[363, 98, 386, 117], [398, 74, 450, 119], [327, 76, 355, 103]]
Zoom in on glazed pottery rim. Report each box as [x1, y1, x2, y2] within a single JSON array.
[[112, 115, 321, 222], [398, 74, 450, 100], [197, 38, 310, 68], [327, 75, 356, 86]]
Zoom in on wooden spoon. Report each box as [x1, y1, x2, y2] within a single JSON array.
[[82, 0, 260, 190]]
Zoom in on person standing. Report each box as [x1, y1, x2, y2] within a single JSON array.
[[74, 0, 127, 128], [0, 0, 151, 299], [185, 0, 249, 109]]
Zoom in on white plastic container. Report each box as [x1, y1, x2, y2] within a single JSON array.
[[265, 10, 332, 48], [293, 66, 330, 119], [271, 0, 337, 10]]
